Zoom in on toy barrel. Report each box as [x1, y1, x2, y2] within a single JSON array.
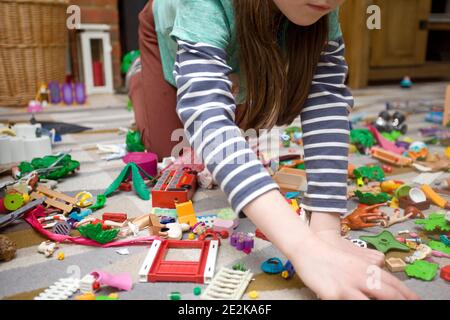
[[123, 152, 158, 180]]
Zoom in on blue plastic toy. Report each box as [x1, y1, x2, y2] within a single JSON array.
[[261, 258, 284, 274]]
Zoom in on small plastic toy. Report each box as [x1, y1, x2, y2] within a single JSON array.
[[406, 141, 428, 161], [31, 186, 77, 215], [248, 291, 259, 299], [354, 190, 391, 205], [75, 191, 94, 208], [169, 292, 182, 300], [400, 76, 413, 89], [386, 257, 407, 273], [341, 203, 387, 235], [350, 128, 375, 151], [148, 214, 190, 240], [91, 270, 133, 291], [421, 185, 450, 209], [261, 258, 284, 274], [0, 198, 45, 229], [126, 130, 146, 152], [370, 147, 412, 167], [175, 200, 197, 227], [0, 235, 17, 261], [57, 252, 65, 260], [78, 223, 119, 244], [193, 287, 202, 296], [281, 260, 296, 279], [230, 232, 254, 254], [360, 230, 410, 253], [428, 240, 450, 255], [34, 278, 80, 300], [415, 213, 450, 232], [404, 244, 432, 263], [201, 267, 253, 300], [152, 169, 198, 209], [38, 241, 58, 257], [272, 167, 307, 193], [405, 260, 439, 281], [441, 265, 450, 282]]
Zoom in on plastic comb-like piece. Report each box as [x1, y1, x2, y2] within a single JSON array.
[[34, 278, 80, 300]]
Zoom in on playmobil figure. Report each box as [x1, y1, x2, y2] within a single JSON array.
[[341, 203, 388, 236]]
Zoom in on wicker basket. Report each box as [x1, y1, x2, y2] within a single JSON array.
[[0, 0, 69, 106]]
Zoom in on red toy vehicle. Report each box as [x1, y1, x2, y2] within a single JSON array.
[[151, 168, 197, 208]]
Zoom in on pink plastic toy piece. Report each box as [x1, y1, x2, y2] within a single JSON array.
[[90, 270, 133, 291], [27, 100, 43, 114], [123, 152, 158, 178], [368, 125, 405, 155], [162, 147, 204, 173], [432, 250, 450, 259], [213, 219, 234, 233]]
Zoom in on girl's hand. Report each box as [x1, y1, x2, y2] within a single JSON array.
[[290, 235, 421, 300]]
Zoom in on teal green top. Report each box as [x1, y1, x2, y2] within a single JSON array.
[[153, 0, 342, 92]]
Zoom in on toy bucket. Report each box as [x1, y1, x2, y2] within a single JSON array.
[[123, 152, 158, 180]]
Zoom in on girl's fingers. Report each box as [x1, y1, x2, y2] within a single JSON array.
[[362, 282, 405, 300], [380, 271, 421, 300], [343, 290, 370, 300]]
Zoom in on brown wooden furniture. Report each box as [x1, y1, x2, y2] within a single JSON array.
[[341, 0, 450, 88]]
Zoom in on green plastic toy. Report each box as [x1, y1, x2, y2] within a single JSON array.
[[121, 50, 140, 74], [350, 129, 375, 149], [353, 166, 385, 182], [360, 230, 410, 253], [405, 260, 439, 281], [428, 240, 450, 255], [18, 154, 80, 180], [415, 213, 450, 232], [193, 287, 202, 296], [89, 195, 107, 211], [103, 163, 152, 200], [126, 130, 145, 152], [78, 223, 119, 244], [354, 190, 391, 205], [381, 130, 402, 142]]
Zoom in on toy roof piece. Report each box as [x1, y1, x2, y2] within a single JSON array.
[[139, 238, 219, 284], [201, 267, 254, 300], [30, 185, 77, 214], [34, 278, 80, 300]]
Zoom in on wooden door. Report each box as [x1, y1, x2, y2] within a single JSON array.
[[370, 0, 432, 67]]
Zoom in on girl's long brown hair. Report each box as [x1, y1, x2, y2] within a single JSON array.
[[234, 0, 329, 130]]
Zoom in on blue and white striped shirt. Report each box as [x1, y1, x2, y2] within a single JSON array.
[[174, 37, 354, 214]]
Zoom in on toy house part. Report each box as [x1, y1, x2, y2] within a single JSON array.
[[370, 147, 412, 167], [34, 278, 80, 300], [139, 238, 219, 284], [151, 169, 198, 209], [272, 167, 307, 193], [340, 203, 387, 236], [176, 200, 197, 227], [0, 235, 17, 262], [31, 186, 77, 215], [201, 267, 253, 300], [441, 265, 450, 282], [38, 241, 58, 258], [386, 257, 407, 273], [405, 260, 439, 281]]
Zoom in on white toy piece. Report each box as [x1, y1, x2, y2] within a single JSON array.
[[201, 267, 253, 300], [34, 278, 80, 300], [37, 241, 58, 258], [350, 239, 368, 249], [404, 244, 433, 263], [165, 222, 190, 240], [79, 274, 97, 294]]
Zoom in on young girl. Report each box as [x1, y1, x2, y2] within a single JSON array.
[[129, 0, 419, 300]]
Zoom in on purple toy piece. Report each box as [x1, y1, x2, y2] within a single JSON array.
[[74, 82, 87, 105], [61, 83, 74, 105], [48, 81, 61, 104]]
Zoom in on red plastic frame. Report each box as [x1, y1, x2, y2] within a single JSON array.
[[151, 169, 197, 208]]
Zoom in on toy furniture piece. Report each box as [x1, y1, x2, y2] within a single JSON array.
[[139, 238, 219, 284], [152, 169, 197, 209], [272, 167, 307, 193], [175, 200, 197, 227], [405, 260, 439, 281], [201, 267, 254, 300], [360, 230, 410, 253], [386, 257, 407, 273], [340, 203, 388, 235], [30, 186, 77, 215], [77, 24, 114, 94]]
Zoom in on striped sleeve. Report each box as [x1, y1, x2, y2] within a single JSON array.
[[300, 37, 354, 215], [173, 40, 279, 213]]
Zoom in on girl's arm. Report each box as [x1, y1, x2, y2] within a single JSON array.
[[300, 36, 353, 216], [173, 39, 418, 300]]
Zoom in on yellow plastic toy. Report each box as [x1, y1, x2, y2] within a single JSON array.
[[445, 147, 450, 159], [76, 191, 94, 208], [421, 184, 449, 209], [175, 200, 197, 227]]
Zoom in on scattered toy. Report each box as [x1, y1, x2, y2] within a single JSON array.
[[441, 265, 450, 282], [405, 260, 439, 281], [415, 213, 450, 232], [354, 190, 391, 205], [341, 203, 387, 235], [248, 290, 259, 299], [360, 230, 410, 253], [38, 241, 58, 257], [34, 278, 80, 300], [386, 257, 407, 273], [201, 267, 253, 300], [261, 258, 284, 274]]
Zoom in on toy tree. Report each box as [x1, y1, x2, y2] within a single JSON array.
[[415, 213, 450, 232]]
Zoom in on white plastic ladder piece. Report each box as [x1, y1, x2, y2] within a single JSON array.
[[138, 240, 162, 282], [201, 267, 253, 300], [203, 240, 219, 284], [34, 278, 80, 300]]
